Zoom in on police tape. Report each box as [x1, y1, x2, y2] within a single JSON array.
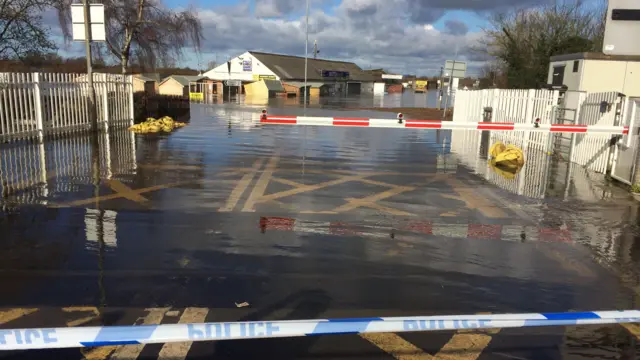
[[1, 310, 639, 350], [259, 115, 630, 135]]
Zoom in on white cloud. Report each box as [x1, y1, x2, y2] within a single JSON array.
[[44, 0, 499, 75], [194, 0, 488, 76]]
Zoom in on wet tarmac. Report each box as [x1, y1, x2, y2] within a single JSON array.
[[1, 99, 640, 359]]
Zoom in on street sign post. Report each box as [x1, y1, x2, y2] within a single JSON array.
[[443, 60, 467, 78]]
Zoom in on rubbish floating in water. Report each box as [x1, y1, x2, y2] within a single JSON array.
[[128, 116, 187, 134], [488, 141, 525, 179], [235, 302, 250, 308]]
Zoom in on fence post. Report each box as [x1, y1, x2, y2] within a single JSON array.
[[491, 89, 500, 122], [102, 73, 109, 131], [128, 75, 134, 126], [32, 73, 44, 141]]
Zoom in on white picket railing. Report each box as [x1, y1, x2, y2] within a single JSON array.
[[452, 88, 635, 177], [0, 72, 134, 141]]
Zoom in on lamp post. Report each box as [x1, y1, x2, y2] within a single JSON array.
[[82, 0, 97, 131], [303, 0, 310, 113]]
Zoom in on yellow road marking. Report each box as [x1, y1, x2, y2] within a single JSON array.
[[0, 308, 38, 325], [536, 246, 597, 279], [242, 154, 280, 212], [445, 179, 507, 218], [333, 186, 415, 214], [107, 180, 149, 205], [255, 174, 368, 204], [63, 307, 117, 359], [271, 177, 306, 188], [158, 308, 209, 360], [63, 306, 100, 327], [350, 198, 415, 216], [219, 158, 264, 212], [360, 332, 431, 359], [53, 182, 183, 208], [109, 308, 170, 360], [362, 312, 498, 360], [434, 312, 499, 360], [137, 164, 204, 170], [621, 323, 640, 339], [434, 330, 498, 359], [215, 171, 244, 177]]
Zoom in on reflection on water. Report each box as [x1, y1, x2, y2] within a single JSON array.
[[0, 105, 638, 268], [0, 128, 136, 206], [203, 90, 449, 111], [450, 128, 625, 202]]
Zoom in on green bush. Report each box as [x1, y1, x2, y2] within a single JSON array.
[[632, 183, 640, 193]]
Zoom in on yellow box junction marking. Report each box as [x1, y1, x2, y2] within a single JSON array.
[[361, 312, 499, 360], [444, 179, 507, 218], [242, 154, 280, 212], [219, 158, 265, 212]]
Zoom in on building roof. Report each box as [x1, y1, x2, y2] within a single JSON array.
[[550, 52, 640, 62], [134, 74, 156, 82], [140, 73, 162, 82], [160, 75, 205, 86], [263, 79, 284, 92], [249, 51, 374, 82]]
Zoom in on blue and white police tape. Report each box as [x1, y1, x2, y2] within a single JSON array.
[[1, 310, 639, 350]]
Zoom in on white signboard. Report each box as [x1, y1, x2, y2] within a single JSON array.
[[603, 0, 640, 55], [225, 80, 242, 87], [382, 74, 403, 80], [71, 4, 106, 42], [444, 60, 467, 78]]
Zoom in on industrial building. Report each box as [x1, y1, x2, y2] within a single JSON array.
[[548, 52, 640, 96], [202, 51, 375, 97]]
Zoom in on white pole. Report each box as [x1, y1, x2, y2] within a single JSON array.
[[303, 0, 310, 113], [443, 44, 459, 119]]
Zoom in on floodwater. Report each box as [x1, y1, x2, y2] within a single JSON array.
[[1, 96, 640, 359]]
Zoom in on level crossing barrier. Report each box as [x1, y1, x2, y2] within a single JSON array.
[[259, 113, 629, 135]]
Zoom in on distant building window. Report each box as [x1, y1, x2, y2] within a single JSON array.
[[552, 65, 565, 86], [573, 60, 579, 73]]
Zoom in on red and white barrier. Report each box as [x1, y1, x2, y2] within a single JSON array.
[[259, 115, 629, 135]]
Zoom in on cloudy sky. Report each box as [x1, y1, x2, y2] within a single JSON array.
[[51, 0, 572, 76]]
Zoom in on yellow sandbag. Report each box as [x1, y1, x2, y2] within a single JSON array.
[[490, 144, 524, 169], [489, 163, 518, 180], [488, 142, 525, 179], [128, 116, 188, 134], [488, 141, 506, 159]]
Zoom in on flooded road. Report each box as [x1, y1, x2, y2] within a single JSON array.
[[1, 99, 640, 359]]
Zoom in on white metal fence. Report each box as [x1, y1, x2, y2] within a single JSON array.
[[453, 88, 629, 176], [569, 91, 624, 174], [0, 72, 134, 141]]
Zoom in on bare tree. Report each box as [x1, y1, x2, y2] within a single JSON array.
[[206, 59, 216, 70], [478, 0, 606, 88], [0, 0, 57, 60], [56, 0, 203, 74]]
